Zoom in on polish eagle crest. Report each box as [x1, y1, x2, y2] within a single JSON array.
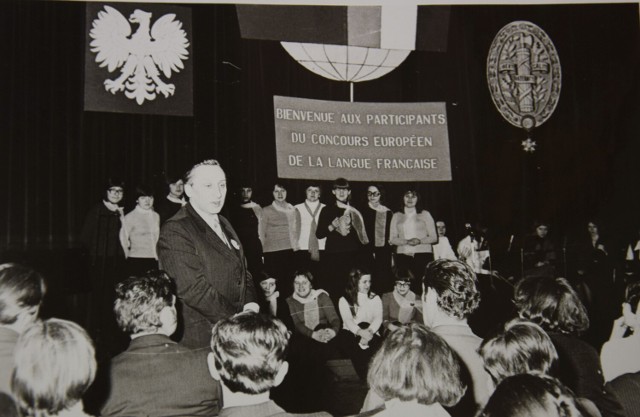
[[89, 6, 190, 105]]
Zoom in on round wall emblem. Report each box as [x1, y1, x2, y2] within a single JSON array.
[[487, 21, 561, 130]]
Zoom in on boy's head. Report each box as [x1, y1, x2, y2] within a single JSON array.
[[208, 311, 290, 394]]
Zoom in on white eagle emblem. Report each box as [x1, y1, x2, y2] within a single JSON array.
[[89, 6, 190, 105]]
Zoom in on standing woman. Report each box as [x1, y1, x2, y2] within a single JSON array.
[[119, 185, 160, 278], [389, 189, 437, 293], [337, 267, 383, 380], [261, 182, 299, 295], [362, 184, 394, 294], [155, 174, 187, 225], [81, 178, 126, 341]]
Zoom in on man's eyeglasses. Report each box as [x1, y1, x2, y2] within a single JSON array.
[[395, 282, 410, 288], [367, 191, 380, 197]]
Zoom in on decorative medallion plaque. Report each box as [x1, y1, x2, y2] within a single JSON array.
[[487, 21, 561, 131]]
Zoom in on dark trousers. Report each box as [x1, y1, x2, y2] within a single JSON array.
[[395, 252, 434, 295]]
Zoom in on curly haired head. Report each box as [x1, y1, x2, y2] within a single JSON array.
[[513, 276, 589, 335], [210, 311, 290, 395], [423, 259, 480, 319], [114, 270, 175, 334]]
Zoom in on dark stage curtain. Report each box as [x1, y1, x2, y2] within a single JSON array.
[[0, 2, 638, 281]]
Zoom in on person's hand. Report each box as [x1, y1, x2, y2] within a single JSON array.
[[407, 238, 421, 246], [609, 315, 628, 340], [311, 330, 326, 343], [360, 329, 374, 344], [386, 322, 399, 332], [337, 214, 351, 236], [323, 328, 337, 341]]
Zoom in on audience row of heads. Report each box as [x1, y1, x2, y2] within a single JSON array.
[[4, 260, 628, 417]]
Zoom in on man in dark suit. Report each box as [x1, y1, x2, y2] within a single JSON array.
[[101, 271, 222, 417], [157, 159, 257, 349]]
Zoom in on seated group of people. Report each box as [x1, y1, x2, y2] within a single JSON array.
[[3, 257, 640, 417]]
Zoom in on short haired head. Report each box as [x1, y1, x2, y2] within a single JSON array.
[[185, 159, 221, 184], [333, 177, 350, 190], [479, 319, 558, 385], [514, 276, 589, 335], [478, 374, 582, 417], [392, 265, 414, 284], [114, 270, 176, 335], [103, 177, 125, 201], [423, 259, 480, 320], [11, 319, 96, 416], [368, 323, 465, 406], [0, 263, 46, 326], [209, 311, 290, 395], [134, 184, 154, 200]]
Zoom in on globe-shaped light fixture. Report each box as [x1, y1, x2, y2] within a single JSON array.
[[281, 42, 411, 82]]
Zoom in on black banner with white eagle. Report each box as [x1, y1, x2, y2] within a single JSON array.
[[84, 3, 193, 116]]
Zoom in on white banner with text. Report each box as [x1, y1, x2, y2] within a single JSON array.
[[274, 96, 452, 182]]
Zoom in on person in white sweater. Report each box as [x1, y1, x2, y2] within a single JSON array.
[[337, 267, 382, 380], [120, 185, 160, 277]]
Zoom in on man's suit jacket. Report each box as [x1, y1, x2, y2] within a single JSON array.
[[158, 203, 256, 348], [100, 334, 222, 417]]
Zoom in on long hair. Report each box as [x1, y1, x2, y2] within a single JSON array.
[[343, 267, 371, 307]]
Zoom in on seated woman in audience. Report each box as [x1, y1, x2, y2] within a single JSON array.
[[261, 182, 299, 295], [286, 270, 340, 343], [11, 318, 96, 417], [381, 266, 422, 334], [389, 188, 437, 293], [478, 374, 584, 417], [257, 271, 294, 331], [337, 267, 383, 380], [601, 280, 640, 382], [281, 271, 340, 412], [362, 323, 466, 417], [514, 276, 624, 417]]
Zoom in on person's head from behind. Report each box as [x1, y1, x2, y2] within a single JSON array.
[[514, 276, 589, 335], [0, 263, 45, 332], [344, 267, 372, 306], [293, 270, 314, 299], [368, 323, 465, 407], [479, 319, 558, 388], [422, 259, 480, 326], [392, 266, 414, 297], [208, 312, 290, 395], [478, 373, 583, 417], [184, 159, 226, 215], [114, 270, 177, 337], [11, 319, 96, 416]]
